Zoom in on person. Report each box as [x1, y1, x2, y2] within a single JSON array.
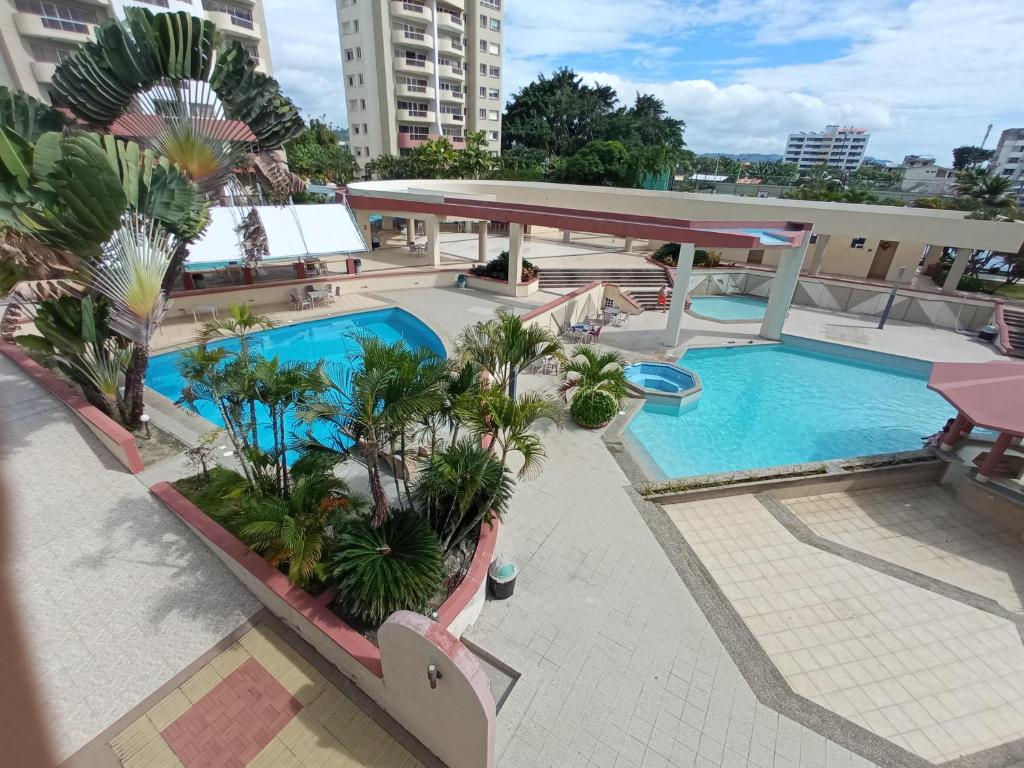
[[923, 417, 956, 448], [657, 284, 670, 311]]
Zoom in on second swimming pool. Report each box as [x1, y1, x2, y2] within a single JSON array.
[[689, 295, 767, 321]]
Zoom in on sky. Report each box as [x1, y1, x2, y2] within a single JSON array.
[[262, 0, 1024, 163]]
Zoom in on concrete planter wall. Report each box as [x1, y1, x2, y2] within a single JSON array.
[[463, 273, 540, 297], [151, 481, 498, 768]]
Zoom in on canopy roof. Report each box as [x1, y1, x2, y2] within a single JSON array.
[[927, 361, 1024, 437]]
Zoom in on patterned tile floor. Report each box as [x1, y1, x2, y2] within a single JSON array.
[[109, 624, 423, 768], [664, 493, 1024, 764], [784, 483, 1024, 614]]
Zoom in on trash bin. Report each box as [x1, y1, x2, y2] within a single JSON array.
[[978, 324, 998, 342], [457, 273, 468, 289], [353, 257, 362, 274], [488, 557, 517, 599]]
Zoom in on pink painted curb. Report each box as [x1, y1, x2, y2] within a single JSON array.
[[150, 481, 499, 676], [0, 339, 144, 474]]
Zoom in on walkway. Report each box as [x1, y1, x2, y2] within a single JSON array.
[[0, 354, 259, 760]]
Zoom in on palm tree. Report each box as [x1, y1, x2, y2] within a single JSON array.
[[456, 309, 563, 397], [957, 171, 1019, 220], [558, 346, 629, 428], [234, 453, 368, 587], [196, 303, 276, 357]]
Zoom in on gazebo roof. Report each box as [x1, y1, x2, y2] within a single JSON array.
[[927, 361, 1024, 437]]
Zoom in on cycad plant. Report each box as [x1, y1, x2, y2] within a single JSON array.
[[558, 345, 628, 428], [327, 509, 444, 625], [456, 308, 562, 397]]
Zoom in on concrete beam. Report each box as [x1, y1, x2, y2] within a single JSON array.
[[663, 243, 695, 348], [761, 240, 810, 340]]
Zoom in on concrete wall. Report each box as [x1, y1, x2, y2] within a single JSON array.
[[520, 281, 605, 335], [463, 274, 540, 297]]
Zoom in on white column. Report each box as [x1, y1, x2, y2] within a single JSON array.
[[760, 241, 810, 340], [923, 244, 944, 268], [942, 247, 971, 293], [355, 210, 372, 248], [477, 220, 489, 262], [426, 217, 441, 267], [562, 229, 571, 244], [407, 218, 417, 246], [508, 223, 524, 288], [806, 233, 830, 275], [662, 243, 695, 348], [624, 237, 634, 253]]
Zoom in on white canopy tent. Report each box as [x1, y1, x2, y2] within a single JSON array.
[[185, 204, 369, 269]]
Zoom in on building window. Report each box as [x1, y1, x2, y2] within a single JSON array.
[[488, 87, 499, 99], [479, 14, 488, 27], [488, 65, 500, 78], [354, 147, 362, 157], [358, 73, 364, 85], [201, 1, 254, 30], [399, 125, 429, 138], [29, 42, 78, 64], [360, 99, 366, 109], [348, 99, 359, 111], [364, 146, 369, 156], [481, 0, 501, 8], [488, 130, 499, 140], [851, 238, 866, 249], [347, 75, 355, 86], [15, 1, 97, 34], [353, 125, 360, 134], [479, 108, 487, 119], [479, 86, 486, 97], [489, 17, 501, 31], [479, 63, 487, 76], [356, 47, 362, 58], [487, 109, 499, 121], [345, 48, 355, 61]]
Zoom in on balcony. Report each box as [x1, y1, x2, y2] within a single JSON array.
[[438, 87, 464, 102], [396, 83, 434, 99], [206, 12, 260, 40], [440, 111, 464, 125], [440, 0, 465, 8], [31, 60, 57, 83], [396, 108, 435, 123], [439, 62, 464, 80], [436, 11, 463, 32], [391, 28, 432, 49], [437, 37, 464, 57], [398, 133, 430, 149], [394, 57, 433, 75], [390, 0, 430, 22], [15, 11, 94, 43]]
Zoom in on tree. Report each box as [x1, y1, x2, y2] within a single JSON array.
[[453, 131, 497, 179], [956, 170, 1019, 220], [364, 154, 411, 180], [284, 118, 359, 184], [952, 145, 994, 171], [195, 303, 277, 359], [558, 345, 629, 428], [556, 140, 632, 186], [455, 308, 563, 397]]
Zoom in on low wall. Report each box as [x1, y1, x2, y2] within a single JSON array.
[[0, 340, 144, 473], [689, 269, 996, 331], [521, 280, 605, 334], [151, 481, 497, 768], [463, 274, 540, 298]]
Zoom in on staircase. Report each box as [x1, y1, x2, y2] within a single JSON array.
[[539, 267, 668, 291], [622, 288, 666, 311], [1001, 307, 1024, 357]]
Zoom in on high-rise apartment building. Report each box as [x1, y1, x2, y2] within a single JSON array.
[[784, 125, 870, 171], [336, 0, 503, 162], [990, 128, 1024, 203], [0, 0, 274, 103]]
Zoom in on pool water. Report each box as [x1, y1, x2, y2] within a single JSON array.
[[625, 362, 696, 394], [689, 295, 767, 321], [625, 343, 953, 479], [149, 308, 445, 452]]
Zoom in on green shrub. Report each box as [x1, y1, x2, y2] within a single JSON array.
[[470, 250, 539, 282], [652, 244, 720, 268], [570, 390, 619, 428], [328, 510, 444, 625], [931, 269, 986, 293]]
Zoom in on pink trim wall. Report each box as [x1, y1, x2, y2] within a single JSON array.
[[0, 340, 144, 474], [520, 280, 605, 323], [994, 302, 1015, 356]]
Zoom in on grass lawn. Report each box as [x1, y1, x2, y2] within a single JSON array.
[[993, 283, 1024, 301]]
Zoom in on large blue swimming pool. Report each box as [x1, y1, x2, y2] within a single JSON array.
[[149, 308, 445, 450], [625, 341, 954, 479]]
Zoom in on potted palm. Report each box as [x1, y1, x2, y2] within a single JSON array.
[[559, 346, 629, 429]]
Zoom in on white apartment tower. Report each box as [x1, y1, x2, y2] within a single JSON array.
[[337, 0, 504, 162], [990, 128, 1024, 203], [784, 125, 870, 171], [0, 0, 274, 103]]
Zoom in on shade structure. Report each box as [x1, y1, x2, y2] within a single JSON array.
[[185, 204, 369, 269], [927, 361, 1024, 437]]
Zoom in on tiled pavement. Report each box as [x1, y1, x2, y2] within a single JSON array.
[[0, 355, 259, 759], [109, 623, 424, 768], [784, 484, 1024, 614], [663, 492, 1024, 764], [464, 381, 879, 768]]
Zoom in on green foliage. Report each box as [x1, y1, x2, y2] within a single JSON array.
[[931, 269, 986, 293], [284, 118, 359, 184], [328, 510, 444, 625], [412, 439, 513, 551], [952, 145, 994, 171], [652, 244, 718, 268], [455, 308, 563, 395], [569, 390, 619, 428], [470, 250, 539, 282], [555, 139, 631, 186], [0, 86, 67, 143]]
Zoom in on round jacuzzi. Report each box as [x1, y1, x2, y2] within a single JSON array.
[[625, 361, 702, 410]]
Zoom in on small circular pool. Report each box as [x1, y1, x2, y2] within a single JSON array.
[[689, 295, 767, 322]]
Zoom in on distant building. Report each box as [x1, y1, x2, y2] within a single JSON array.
[[784, 126, 870, 171], [897, 156, 956, 196], [990, 128, 1024, 203]]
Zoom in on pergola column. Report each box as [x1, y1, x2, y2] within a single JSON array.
[[425, 217, 441, 267], [942, 247, 972, 293], [806, 233, 830, 275], [624, 237, 634, 253], [940, 411, 972, 451], [355, 210, 372, 248], [562, 229, 571, 244], [407, 218, 417, 246], [760, 240, 810, 340], [477, 220, 489, 262], [508, 222, 524, 288], [977, 432, 1015, 483], [923, 244, 945, 268], [663, 243, 695, 347]]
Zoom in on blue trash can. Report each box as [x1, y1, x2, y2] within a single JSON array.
[[457, 274, 468, 289]]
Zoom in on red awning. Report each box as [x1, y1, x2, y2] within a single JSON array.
[[927, 361, 1024, 436]]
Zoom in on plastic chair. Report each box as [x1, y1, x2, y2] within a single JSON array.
[[290, 290, 312, 311], [587, 325, 603, 344]]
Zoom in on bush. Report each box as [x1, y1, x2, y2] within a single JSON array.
[[569, 390, 619, 428], [328, 510, 444, 625], [470, 250, 539, 282], [652, 244, 720, 268], [931, 269, 986, 293]]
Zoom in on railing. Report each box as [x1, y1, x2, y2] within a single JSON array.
[[402, 1, 424, 11], [403, 30, 425, 40]]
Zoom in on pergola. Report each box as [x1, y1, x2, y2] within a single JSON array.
[[930, 361, 1024, 482], [345, 185, 813, 344]]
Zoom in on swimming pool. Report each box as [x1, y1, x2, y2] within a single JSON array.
[[689, 295, 767, 322], [625, 341, 953, 479], [149, 308, 446, 449]]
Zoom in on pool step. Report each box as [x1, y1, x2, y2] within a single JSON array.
[[538, 268, 669, 289], [1001, 308, 1024, 357]]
